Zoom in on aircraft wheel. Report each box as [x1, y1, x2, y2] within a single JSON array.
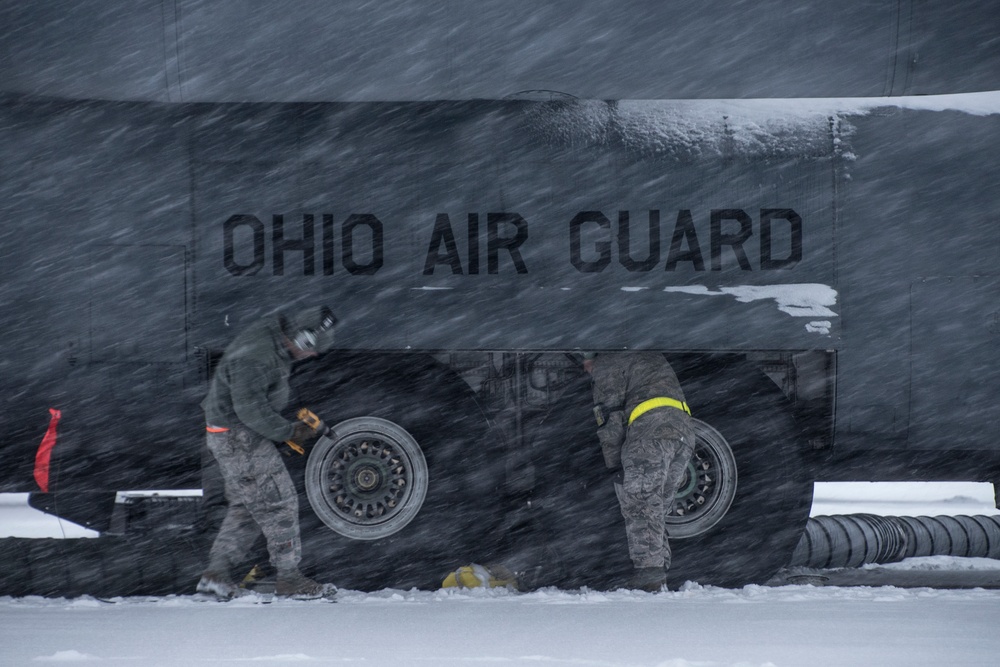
[[286, 353, 506, 590], [667, 356, 814, 587]]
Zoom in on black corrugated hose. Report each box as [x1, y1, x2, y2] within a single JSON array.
[[790, 514, 1000, 569]]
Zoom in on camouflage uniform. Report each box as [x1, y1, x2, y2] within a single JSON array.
[[205, 425, 301, 574], [590, 352, 695, 571], [200, 309, 332, 585]]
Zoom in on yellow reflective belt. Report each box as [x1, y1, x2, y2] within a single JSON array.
[[628, 397, 691, 425]]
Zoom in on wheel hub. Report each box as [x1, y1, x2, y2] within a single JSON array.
[[671, 451, 716, 517], [329, 438, 411, 521], [351, 463, 382, 493], [663, 418, 738, 538]]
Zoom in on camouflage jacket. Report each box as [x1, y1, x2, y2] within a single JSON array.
[[590, 352, 688, 468]]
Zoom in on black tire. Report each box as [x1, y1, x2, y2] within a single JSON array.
[[668, 356, 814, 587], [521, 355, 814, 589], [286, 352, 506, 591]]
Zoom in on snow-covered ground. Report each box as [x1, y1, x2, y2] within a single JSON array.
[[809, 481, 1000, 518], [2, 483, 999, 666], [2, 583, 998, 667]]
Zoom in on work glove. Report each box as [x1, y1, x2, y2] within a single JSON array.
[[289, 421, 320, 450]]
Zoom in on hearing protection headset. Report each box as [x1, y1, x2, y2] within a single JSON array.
[[286, 306, 338, 352]]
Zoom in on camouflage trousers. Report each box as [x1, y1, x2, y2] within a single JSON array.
[[616, 418, 695, 570], [204, 425, 302, 576]]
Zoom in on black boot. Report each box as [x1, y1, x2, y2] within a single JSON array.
[[625, 567, 667, 592]]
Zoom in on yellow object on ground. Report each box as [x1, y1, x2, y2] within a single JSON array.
[[441, 564, 517, 589], [240, 564, 268, 587]]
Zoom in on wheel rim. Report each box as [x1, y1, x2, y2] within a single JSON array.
[[305, 417, 429, 541], [665, 418, 738, 539]]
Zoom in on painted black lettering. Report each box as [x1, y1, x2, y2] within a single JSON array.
[[665, 209, 705, 271], [342, 214, 384, 276], [423, 213, 463, 275], [618, 210, 660, 272], [487, 213, 528, 274], [570, 211, 612, 273], [710, 209, 753, 271], [760, 208, 802, 270], [468, 213, 480, 275], [322, 214, 335, 275], [272, 214, 315, 276], [223, 214, 265, 276]]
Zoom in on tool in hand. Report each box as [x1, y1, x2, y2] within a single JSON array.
[[284, 408, 329, 455]]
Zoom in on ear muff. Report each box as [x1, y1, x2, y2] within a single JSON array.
[[292, 328, 319, 351], [291, 306, 337, 352], [318, 306, 337, 331]]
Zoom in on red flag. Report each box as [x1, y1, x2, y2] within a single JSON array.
[[34, 408, 62, 493]]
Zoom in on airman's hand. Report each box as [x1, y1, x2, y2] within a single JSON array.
[[289, 421, 320, 449]]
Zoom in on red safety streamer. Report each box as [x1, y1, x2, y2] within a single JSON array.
[[34, 408, 62, 493]]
